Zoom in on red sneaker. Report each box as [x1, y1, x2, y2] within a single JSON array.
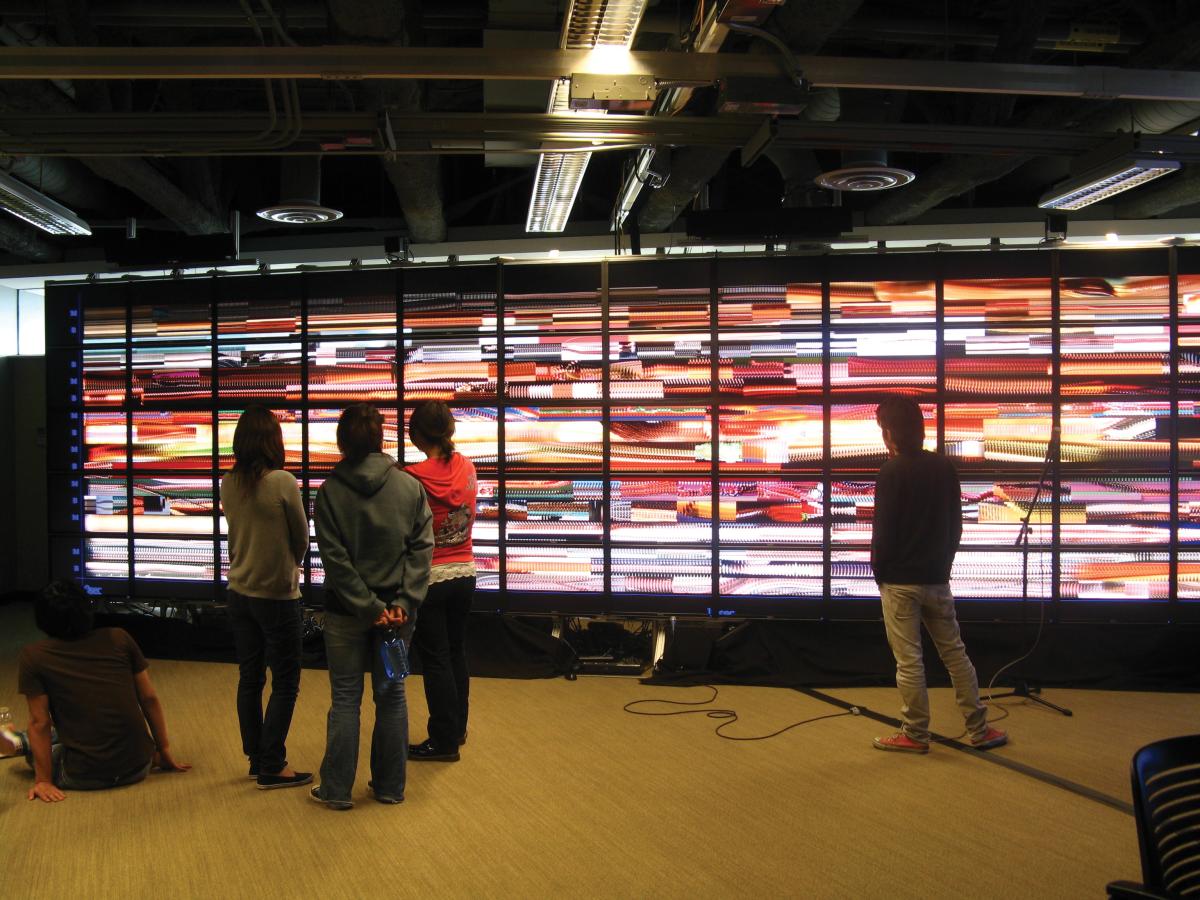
[[971, 727, 1008, 750], [873, 732, 930, 754]]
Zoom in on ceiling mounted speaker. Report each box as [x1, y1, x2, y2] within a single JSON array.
[[256, 157, 343, 225], [815, 149, 915, 192]]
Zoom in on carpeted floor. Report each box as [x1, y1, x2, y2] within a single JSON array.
[[0, 601, 1188, 899]]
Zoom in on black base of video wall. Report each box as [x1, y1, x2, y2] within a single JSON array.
[[44, 247, 1200, 624]]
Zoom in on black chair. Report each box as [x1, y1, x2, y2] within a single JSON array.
[[1108, 733, 1200, 898]]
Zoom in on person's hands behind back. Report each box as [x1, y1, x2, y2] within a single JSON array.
[[373, 606, 408, 628]]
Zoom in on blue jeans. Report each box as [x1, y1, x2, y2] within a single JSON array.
[[318, 611, 413, 804]]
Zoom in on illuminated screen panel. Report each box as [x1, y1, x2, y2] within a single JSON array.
[[217, 292, 301, 339], [831, 328, 935, 395], [717, 282, 821, 327], [84, 411, 128, 471], [83, 477, 128, 533], [611, 333, 710, 400], [611, 479, 712, 543], [133, 477, 215, 535], [831, 404, 934, 469], [943, 327, 1051, 397], [84, 348, 128, 407], [830, 281, 934, 324], [1059, 401, 1171, 468], [215, 342, 302, 403], [830, 550, 876, 598], [403, 290, 497, 335], [472, 478, 499, 543], [83, 303, 126, 345], [719, 550, 822, 596], [309, 340, 398, 404], [85, 537, 128, 579], [1059, 552, 1169, 601], [507, 546, 604, 592], [403, 337, 496, 401], [1181, 275, 1200, 318], [505, 479, 603, 540], [612, 548, 711, 594], [943, 278, 1051, 321], [131, 299, 211, 343], [133, 538, 215, 582], [1059, 478, 1168, 545], [129, 345, 212, 405], [307, 291, 396, 337], [1178, 553, 1200, 600], [719, 405, 823, 472], [502, 407, 602, 472], [611, 406, 712, 472], [306, 407, 397, 472], [402, 406, 498, 472], [944, 402, 1052, 467], [609, 286, 710, 334], [1182, 403, 1200, 472], [717, 480, 823, 544], [506, 335, 602, 401], [1180, 479, 1200, 545], [474, 544, 499, 591], [1060, 325, 1170, 397], [1178, 324, 1200, 398], [716, 332, 822, 398], [214, 409, 305, 470], [952, 551, 1053, 598], [505, 289, 602, 334], [1060, 275, 1168, 321]]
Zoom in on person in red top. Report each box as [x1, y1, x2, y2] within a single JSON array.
[[405, 401, 477, 762]]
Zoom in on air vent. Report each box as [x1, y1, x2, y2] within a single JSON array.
[[255, 157, 343, 225], [255, 202, 343, 224], [815, 165, 915, 192]]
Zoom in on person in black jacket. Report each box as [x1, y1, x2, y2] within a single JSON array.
[[871, 396, 1008, 754]]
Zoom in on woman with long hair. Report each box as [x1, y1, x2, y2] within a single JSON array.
[[406, 401, 478, 762], [220, 405, 312, 790]]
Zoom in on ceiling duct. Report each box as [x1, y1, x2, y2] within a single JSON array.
[[256, 157, 343, 225], [815, 148, 915, 191]]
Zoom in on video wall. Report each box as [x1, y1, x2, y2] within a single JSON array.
[[45, 249, 1200, 621]]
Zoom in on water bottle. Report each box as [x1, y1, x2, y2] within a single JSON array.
[[380, 630, 410, 682], [0, 706, 20, 755]]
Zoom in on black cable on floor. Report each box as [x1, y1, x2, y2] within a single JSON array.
[[624, 685, 860, 741], [794, 686, 1133, 816]]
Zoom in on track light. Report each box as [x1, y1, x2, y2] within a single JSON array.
[[0, 171, 92, 236]]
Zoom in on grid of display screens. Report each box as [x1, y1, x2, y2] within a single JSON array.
[[45, 251, 1200, 619]]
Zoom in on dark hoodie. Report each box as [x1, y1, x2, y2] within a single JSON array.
[[315, 452, 434, 622]]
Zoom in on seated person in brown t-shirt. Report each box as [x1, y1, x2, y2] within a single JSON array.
[[8, 580, 190, 802]]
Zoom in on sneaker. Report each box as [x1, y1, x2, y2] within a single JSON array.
[[309, 785, 353, 810], [373, 789, 405, 805], [247, 762, 259, 780], [971, 727, 1009, 751], [408, 739, 460, 762], [459, 730, 468, 747], [872, 732, 930, 754], [257, 770, 314, 790]]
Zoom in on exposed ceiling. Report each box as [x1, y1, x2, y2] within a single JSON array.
[[0, 0, 1199, 265]]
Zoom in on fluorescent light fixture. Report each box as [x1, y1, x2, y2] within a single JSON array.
[[526, 0, 648, 232], [0, 171, 92, 236], [527, 152, 591, 232], [1038, 158, 1181, 211]]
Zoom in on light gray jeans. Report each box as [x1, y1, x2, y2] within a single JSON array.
[[880, 583, 988, 743]]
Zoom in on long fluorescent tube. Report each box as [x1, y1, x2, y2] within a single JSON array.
[[0, 171, 92, 236], [1038, 158, 1181, 211], [526, 0, 648, 232]]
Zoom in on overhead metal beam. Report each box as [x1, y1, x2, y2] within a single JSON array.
[[6, 111, 1200, 160], [5, 46, 1200, 102]]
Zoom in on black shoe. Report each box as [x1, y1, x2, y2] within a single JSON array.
[[407, 739, 460, 762], [257, 770, 314, 790], [459, 730, 468, 747], [248, 763, 259, 780]]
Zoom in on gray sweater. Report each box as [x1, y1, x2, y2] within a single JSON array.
[[315, 452, 434, 622], [221, 469, 308, 600]]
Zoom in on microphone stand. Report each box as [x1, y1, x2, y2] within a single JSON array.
[[985, 426, 1073, 716]]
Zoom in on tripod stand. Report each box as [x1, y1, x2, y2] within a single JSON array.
[[985, 425, 1073, 716]]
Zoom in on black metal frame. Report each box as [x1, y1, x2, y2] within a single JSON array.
[[44, 247, 1200, 624]]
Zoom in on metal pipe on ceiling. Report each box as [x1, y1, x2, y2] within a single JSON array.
[[4, 46, 1200, 102]]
